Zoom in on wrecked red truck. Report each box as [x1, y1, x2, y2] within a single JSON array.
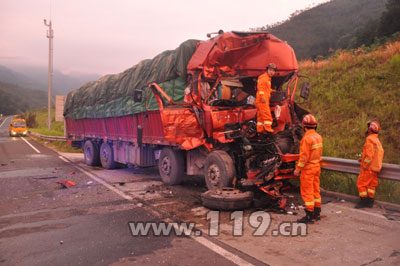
[[64, 31, 311, 208]]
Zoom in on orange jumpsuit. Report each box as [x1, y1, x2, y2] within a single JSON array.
[[357, 134, 384, 198], [255, 72, 274, 132], [296, 129, 323, 212]]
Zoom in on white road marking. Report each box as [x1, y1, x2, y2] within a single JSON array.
[[20, 137, 41, 153], [195, 236, 254, 266], [57, 152, 252, 266], [0, 116, 10, 128], [58, 156, 69, 163], [74, 166, 134, 200], [57, 155, 132, 200]]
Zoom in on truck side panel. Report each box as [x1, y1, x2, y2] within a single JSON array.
[[65, 111, 171, 146]]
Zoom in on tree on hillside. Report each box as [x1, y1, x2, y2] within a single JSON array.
[[351, 0, 400, 48], [254, 0, 386, 59], [350, 19, 379, 48], [378, 0, 400, 37]]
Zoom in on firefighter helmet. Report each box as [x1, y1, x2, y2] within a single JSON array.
[[266, 63, 277, 70], [368, 120, 380, 134], [302, 114, 317, 128]]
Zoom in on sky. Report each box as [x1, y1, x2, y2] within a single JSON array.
[[0, 0, 329, 76]]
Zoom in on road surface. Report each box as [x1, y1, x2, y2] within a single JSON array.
[[0, 115, 399, 266]]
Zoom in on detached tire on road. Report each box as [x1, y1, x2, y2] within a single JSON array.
[[83, 140, 100, 166], [201, 188, 253, 211], [100, 142, 117, 169], [204, 150, 235, 190], [158, 148, 184, 185]]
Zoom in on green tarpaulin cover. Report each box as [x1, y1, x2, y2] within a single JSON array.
[[64, 39, 199, 119]]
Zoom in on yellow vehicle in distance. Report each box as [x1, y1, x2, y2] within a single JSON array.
[[9, 118, 27, 137]]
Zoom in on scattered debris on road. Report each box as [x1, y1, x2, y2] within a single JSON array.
[[34, 176, 58, 180], [56, 181, 76, 188]]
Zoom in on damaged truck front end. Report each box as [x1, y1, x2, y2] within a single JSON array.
[[152, 31, 311, 208]]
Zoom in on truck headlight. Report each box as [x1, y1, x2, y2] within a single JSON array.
[[11, 131, 16, 135], [23, 130, 28, 135]]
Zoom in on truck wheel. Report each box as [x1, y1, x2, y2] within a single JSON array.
[[83, 140, 100, 166], [201, 188, 253, 211], [158, 148, 184, 185], [204, 150, 235, 190], [100, 142, 117, 169]]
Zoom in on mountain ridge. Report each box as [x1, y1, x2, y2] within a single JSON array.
[[257, 0, 386, 59]]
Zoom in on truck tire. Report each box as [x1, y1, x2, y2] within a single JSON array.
[[83, 140, 100, 166], [158, 148, 184, 185], [204, 150, 235, 190], [201, 188, 253, 211], [100, 142, 117, 169]]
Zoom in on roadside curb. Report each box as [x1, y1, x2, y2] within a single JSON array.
[[320, 188, 400, 212]]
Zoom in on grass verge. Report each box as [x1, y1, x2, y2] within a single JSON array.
[[25, 107, 82, 153]]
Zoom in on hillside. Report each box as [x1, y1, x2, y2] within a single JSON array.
[[0, 65, 46, 92], [294, 40, 400, 203], [256, 0, 386, 59], [0, 64, 100, 96], [297, 40, 400, 165], [0, 81, 48, 115]]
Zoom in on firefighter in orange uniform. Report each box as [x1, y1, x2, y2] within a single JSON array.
[[355, 120, 384, 208], [255, 63, 276, 133], [294, 114, 323, 223]]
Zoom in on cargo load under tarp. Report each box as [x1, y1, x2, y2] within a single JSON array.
[[64, 39, 199, 120]]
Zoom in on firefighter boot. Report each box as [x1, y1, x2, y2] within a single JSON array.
[[313, 207, 321, 221], [354, 197, 368, 209], [297, 210, 314, 224], [366, 197, 375, 208], [264, 125, 274, 133]]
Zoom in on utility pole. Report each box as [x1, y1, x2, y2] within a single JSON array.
[[44, 19, 53, 131]]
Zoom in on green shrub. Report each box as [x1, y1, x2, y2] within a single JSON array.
[[390, 53, 400, 68]]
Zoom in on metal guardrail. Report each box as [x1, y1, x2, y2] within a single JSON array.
[[321, 156, 400, 182], [29, 131, 66, 142]]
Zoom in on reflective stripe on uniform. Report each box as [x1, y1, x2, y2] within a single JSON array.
[[297, 162, 305, 167], [259, 91, 265, 95], [359, 191, 367, 196], [311, 143, 323, 149], [257, 122, 263, 126], [314, 198, 321, 203], [367, 188, 375, 194], [305, 202, 314, 206], [264, 121, 272, 125], [364, 158, 371, 163], [376, 145, 383, 150]]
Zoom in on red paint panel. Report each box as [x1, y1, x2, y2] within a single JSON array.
[[66, 111, 166, 144]]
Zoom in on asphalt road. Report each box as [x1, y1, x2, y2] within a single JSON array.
[[0, 115, 399, 266], [0, 116, 256, 266]]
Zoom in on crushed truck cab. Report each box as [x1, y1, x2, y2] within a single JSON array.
[[64, 31, 311, 208], [9, 118, 27, 137]]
